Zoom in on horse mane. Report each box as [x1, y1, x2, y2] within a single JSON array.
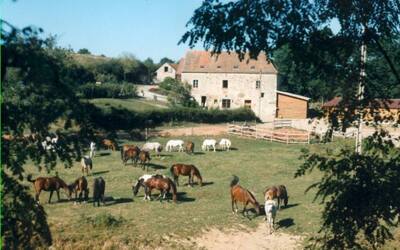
[[230, 175, 239, 187]]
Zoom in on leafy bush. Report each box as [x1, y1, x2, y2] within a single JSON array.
[[158, 77, 198, 107], [77, 83, 137, 99], [81, 212, 125, 228]]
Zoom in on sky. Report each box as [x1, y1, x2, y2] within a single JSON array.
[[2, 0, 204, 62]]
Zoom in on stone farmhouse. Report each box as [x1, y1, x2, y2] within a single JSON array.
[[155, 51, 309, 122]]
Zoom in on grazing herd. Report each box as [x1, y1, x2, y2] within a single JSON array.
[[29, 136, 289, 234]]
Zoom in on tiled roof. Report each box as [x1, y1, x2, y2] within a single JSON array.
[[323, 97, 400, 109]]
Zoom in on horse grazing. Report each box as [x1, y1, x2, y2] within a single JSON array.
[[132, 174, 167, 200], [165, 140, 184, 152], [93, 177, 106, 207], [81, 155, 93, 175], [264, 199, 278, 234], [27, 175, 71, 204], [202, 139, 217, 152], [121, 145, 140, 166], [145, 177, 177, 202], [142, 142, 163, 156], [138, 150, 151, 171], [68, 176, 89, 204], [230, 175, 260, 217], [264, 185, 288, 209], [219, 138, 232, 151], [185, 141, 195, 154], [102, 139, 116, 151], [170, 164, 203, 187]]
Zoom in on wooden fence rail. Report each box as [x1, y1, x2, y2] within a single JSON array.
[[227, 124, 310, 144]]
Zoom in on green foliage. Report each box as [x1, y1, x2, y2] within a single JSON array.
[[80, 212, 125, 228], [77, 83, 137, 99], [158, 57, 175, 65], [158, 77, 198, 107], [77, 48, 91, 54]]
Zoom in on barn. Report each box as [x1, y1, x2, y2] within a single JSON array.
[[276, 91, 310, 119]]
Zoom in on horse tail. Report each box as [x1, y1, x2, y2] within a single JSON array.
[[27, 174, 35, 183], [170, 164, 176, 177], [170, 180, 177, 203], [230, 175, 239, 187], [120, 147, 124, 160]]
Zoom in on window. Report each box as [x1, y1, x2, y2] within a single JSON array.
[[164, 66, 168, 72], [201, 96, 207, 107], [217, 65, 221, 69], [261, 92, 265, 98], [214, 99, 218, 104], [222, 99, 231, 108], [244, 100, 251, 108], [193, 80, 199, 88], [250, 66, 255, 70], [233, 65, 239, 69], [222, 80, 228, 88], [200, 65, 205, 68], [256, 80, 261, 89]]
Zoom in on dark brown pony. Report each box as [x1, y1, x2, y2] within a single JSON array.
[[103, 139, 116, 151], [27, 175, 71, 203], [230, 175, 260, 217], [144, 177, 177, 203], [264, 185, 288, 209], [170, 163, 203, 187], [121, 145, 140, 166], [185, 141, 195, 154], [138, 150, 151, 171], [68, 176, 89, 203]]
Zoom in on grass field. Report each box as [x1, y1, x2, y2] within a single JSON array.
[[88, 98, 168, 112], [24, 136, 352, 249]]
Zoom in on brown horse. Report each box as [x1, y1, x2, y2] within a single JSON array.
[[230, 175, 260, 217], [138, 150, 151, 171], [27, 175, 71, 203], [264, 185, 288, 209], [185, 141, 195, 154], [103, 139, 116, 151], [170, 163, 203, 187], [144, 177, 177, 203], [68, 176, 89, 203], [121, 145, 140, 166]]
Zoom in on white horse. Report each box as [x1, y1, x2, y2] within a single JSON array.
[[165, 140, 184, 152], [89, 142, 96, 158], [142, 142, 163, 156], [219, 138, 231, 151], [41, 135, 58, 151], [80, 155, 93, 176], [264, 199, 278, 234], [202, 139, 217, 152]]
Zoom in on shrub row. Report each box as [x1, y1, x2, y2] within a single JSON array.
[[85, 104, 259, 130], [77, 83, 137, 99]]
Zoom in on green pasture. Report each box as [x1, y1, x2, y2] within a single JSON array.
[[23, 136, 352, 249], [88, 98, 168, 112]]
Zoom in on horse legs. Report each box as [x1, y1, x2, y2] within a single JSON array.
[[277, 197, 281, 210], [174, 176, 179, 186], [242, 201, 248, 216], [56, 190, 61, 202], [48, 191, 53, 204], [35, 191, 41, 204]]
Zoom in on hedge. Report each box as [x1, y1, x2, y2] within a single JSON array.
[[77, 83, 137, 99]]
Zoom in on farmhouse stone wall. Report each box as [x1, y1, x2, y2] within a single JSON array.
[[155, 63, 176, 83], [181, 72, 277, 122], [276, 93, 308, 119]]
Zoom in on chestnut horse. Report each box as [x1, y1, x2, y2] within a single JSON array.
[[121, 145, 140, 166], [27, 175, 71, 203], [185, 141, 195, 154], [132, 174, 167, 200], [102, 139, 116, 151], [264, 185, 288, 209], [68, 176, 89, 203], [138, 150, 151, 171], [170, 163, 203, 187], [230, 175, 260, 217], [143, 177, 177, 203]]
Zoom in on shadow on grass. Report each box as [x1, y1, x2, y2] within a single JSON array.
[[193, 152, 205, 155], [91, 170, 110, 176], [157, 154, 173, 158], [98, 152, 111, 156], [104, 197, 134, 206], [177, 192, 196, 203], [146, 163, 166, 170], [281, 203, 299, 210], [277, 218, 295, 229]]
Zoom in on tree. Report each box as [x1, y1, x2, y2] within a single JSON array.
[[158, 77, 197, 107], [158, 57, 175, 65], [181, 0, 400, 248], [77, 48, 91, 54]]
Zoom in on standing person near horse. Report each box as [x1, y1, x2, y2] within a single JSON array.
[[230, 175, 260, 217], [27, 175, 71, 204], [170, 163, 203, 187]]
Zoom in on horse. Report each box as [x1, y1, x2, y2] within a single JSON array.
[[132, 174, 167, 200], [102, 139, 116, 151], [230, 175, 260, 217], [142, 142, 163, 156], [68, 176, 89, 204], [81, 155, 93, 176], [264, 199, 278, 234], [27, 175, 71, 204], [165, 140, 184, 152], [202, 139, 217, 152], [219, 138, 231, 151], [143, 177, 177, 203], [89, 141, 96, 158], [185, 141, 195, 154], [93, 177, 106, 207], [122, 146, 141, 166], [170, 163, 203, 187], [138, 150, 151, 171], [264, 185, 289, 209]]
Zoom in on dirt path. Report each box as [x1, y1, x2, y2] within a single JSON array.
[[179, 223, 303, 250]]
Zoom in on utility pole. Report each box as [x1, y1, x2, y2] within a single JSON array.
[[355, 28, 367, 154]]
